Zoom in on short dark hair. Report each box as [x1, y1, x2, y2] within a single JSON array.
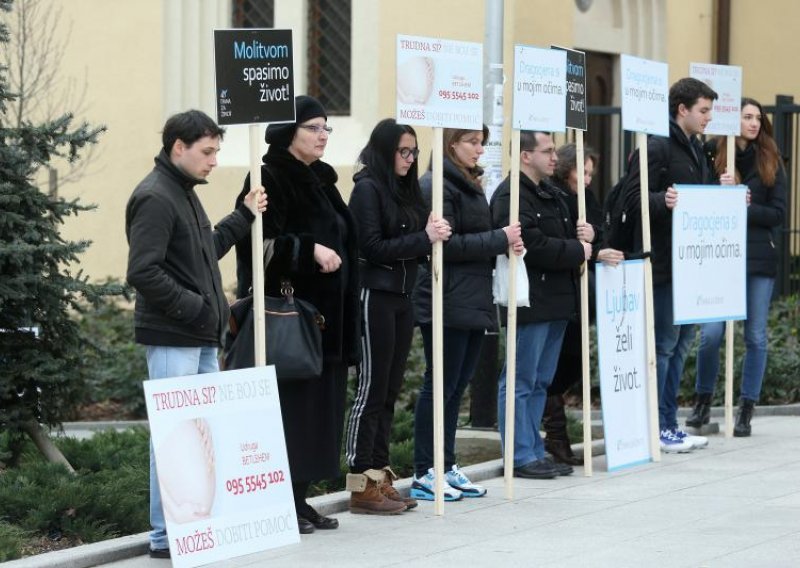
[[552, 142, 599, 184], [519, 130, 551, 152], [669, 78, 718, 118], [162, 110, 225, 154]]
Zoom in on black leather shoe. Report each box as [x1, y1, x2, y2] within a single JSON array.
[[149, 548, 171, 559], [298, 503, 339, 530], [513, 460, 558, 479], [544, 456, 573, 476], [297, 517, 315, 534]]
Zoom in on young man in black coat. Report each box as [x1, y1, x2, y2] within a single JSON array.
[[621, 78, 730, 453], [491, 131, 592, 479], [126, 110, 265, 558]]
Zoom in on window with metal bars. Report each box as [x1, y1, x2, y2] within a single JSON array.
[[232, 0, 274, 28], [307, 0, 351, 115]]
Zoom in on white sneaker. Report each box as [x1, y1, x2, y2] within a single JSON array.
[[659, 429, 693, 453], [410, 468, 463, 501], [445, 464, 487, 497], [674, 428, 708, 449]]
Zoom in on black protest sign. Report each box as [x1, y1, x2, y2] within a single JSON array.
[[214, 29, 295, 125], [551, 46, 587, 131]]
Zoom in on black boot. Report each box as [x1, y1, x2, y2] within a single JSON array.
[[543, 395, 583, 466], [734, 398, 755, 437], [685, 392, 712, 428]]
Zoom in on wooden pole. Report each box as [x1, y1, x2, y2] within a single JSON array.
[[638, 132, 661, 462], [576, 130, 592, 475], [249, 124, 266, 368], [503, 130, 520, 499], [724, 135, 736, 437], [431, 127, 445, 515]]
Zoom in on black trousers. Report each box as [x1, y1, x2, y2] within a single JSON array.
[[549, 271, 596, 397], [345, 288, 415, 473]]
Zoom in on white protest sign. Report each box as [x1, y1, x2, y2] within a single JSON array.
[[672, 185, 748, 324], [689, 63, 742, 136], [144, 367, 298, 568], [396, 35, 483, 129], [512, 45, 567, 131], [596, 260, 652, 471], [621, 54, 669, 136]]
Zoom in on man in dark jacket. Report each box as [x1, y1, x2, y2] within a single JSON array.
[[125, 110, 265, 558], [621, 78, 723, 453], [491, 130, 592, 479]]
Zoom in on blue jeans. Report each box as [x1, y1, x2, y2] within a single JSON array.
[[653, 284, 694, 431], [696, 276, 775, 402], [146, 345, 218, 550], [497, 321, 568, 466], [663, 323, 695, 430], [414, 325, 484, 477]]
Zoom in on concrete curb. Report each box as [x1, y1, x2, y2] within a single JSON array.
[[7, 438, 605, 567], [4, 533, 149, 568]]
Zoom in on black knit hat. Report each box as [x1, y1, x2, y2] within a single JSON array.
[[264, 95, 328, 148]]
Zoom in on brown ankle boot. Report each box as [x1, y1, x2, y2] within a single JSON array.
[[381, 466, 418, 510], [347, 469, 406, 515]]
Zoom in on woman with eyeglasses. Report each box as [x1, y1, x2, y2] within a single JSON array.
[[233, 95, 360, 534], [411, 126, 523, 501], [344, 118, 451, 515], [687, 98, 787, 437]]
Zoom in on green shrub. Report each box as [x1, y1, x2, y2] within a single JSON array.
[[77, 298, 148, 418], [0, 428, 149, 558], [0, 521, 29, 562]]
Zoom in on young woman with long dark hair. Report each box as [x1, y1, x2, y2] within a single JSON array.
[[687, 98, 787, 436], [345, 119, 451, 514]]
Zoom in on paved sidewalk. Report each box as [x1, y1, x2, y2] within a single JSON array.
[[24, 414, 797, 568]]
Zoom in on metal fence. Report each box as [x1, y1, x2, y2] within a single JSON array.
[[565, 98, 799, 298]]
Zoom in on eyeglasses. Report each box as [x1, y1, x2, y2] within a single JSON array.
[[298, 124, 333, 135], [397, 147, 419, 160]]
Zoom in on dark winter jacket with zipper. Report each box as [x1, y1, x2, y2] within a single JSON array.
[[413, 158, 508, 330], [705, 139, 787, 277], [126, 149, 253, 347], [491, 172, 586, 324], [622, 119, 713, 286], [348, 169, 430, 295]]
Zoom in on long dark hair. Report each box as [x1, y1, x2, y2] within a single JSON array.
[[356, 118, 425, 227], [714, 97, 781, 186]]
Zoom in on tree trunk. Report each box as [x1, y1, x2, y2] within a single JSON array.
[[22, 419, 75, 474]]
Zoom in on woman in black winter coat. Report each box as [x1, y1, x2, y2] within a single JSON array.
[[544, 144, 623, 465], [344, 119, 450, 515], [689, 98, 787, 437], [233, 96, 360, 534], [411, 126, 522, 501]]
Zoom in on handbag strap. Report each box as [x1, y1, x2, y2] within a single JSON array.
[[280, 279, 295, 305]]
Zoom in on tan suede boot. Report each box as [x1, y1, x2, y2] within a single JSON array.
[[381, 466, 418, 510], [347, 469, 406, 515]]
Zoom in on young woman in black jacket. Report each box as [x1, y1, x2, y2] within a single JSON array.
[[688, 98, 787, 436], [344, 119, 451, 514], [411, 126, 522, 501]]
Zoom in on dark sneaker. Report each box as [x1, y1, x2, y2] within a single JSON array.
[[149, 548, 171, 559], [513, 460, 558, 479]]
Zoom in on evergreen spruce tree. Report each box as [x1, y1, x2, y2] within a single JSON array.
[[0, 0, 120, 468]]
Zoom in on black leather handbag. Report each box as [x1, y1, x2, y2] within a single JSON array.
[[224, 280, 325, 381]]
